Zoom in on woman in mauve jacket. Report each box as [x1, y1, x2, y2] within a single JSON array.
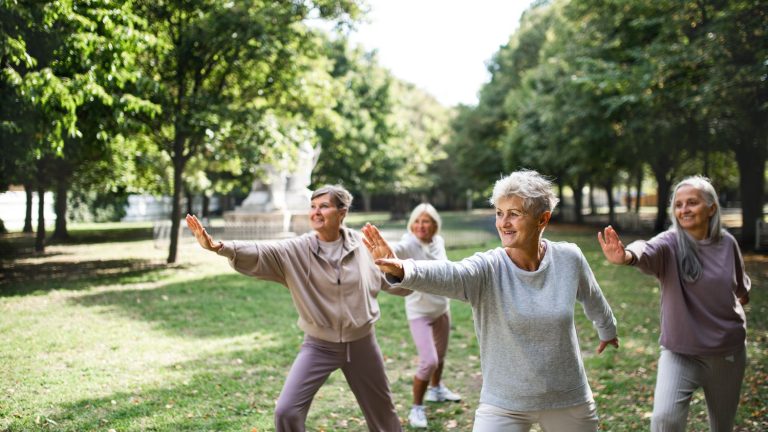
[[187, 184, 410, 432]]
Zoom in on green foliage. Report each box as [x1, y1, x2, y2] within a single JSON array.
[[455, 0, 765, 239], [68, 189, 129, 223], [125, 0, 365, 262], [311, 36, 452, 209]]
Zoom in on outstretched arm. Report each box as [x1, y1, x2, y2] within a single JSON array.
[[598, 225, 633, 265], [361, 223, 405, 280], [186, 214, 223, 252]]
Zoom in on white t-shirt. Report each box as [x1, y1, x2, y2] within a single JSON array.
[[393, 232, 450, 320]]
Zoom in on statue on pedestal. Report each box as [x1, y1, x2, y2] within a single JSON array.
[[224, 142, 321, 238]]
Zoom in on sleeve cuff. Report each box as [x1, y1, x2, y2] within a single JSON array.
[[597, 323, 618, 341], [216, 241, 236, 259]]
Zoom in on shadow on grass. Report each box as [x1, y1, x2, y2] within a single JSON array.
[[0, 227, 153, 259], [51, 227, 154, 245], [72, 274, 300, 340], [4, 275, 379, 431], [7, 346, 297, 432], [0, 258, 170, 296]]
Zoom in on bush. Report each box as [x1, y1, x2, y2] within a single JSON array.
[[68, 189, 129, 223]]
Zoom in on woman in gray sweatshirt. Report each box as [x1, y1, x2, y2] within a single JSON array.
[[599, 175, 750, 432], [187, 185, 409, 432], [363, 169, 619, 432]]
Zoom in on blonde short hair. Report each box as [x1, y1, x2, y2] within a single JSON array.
[[406, 203, 442, 236]]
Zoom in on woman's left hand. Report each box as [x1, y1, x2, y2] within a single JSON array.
[[186, 214, 223, 252], [361, 223, 396, 260], [597, 337, 619, 354], [739, 293, 749, 306]]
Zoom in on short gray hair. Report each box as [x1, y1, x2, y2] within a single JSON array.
[[311, 185, 353, 209], [669, 175, 723, 283], [406, 203, 442, 236], [489, 170, 559, 216]]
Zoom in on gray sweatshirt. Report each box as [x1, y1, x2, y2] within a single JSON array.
[[392, 239, 617, 411]]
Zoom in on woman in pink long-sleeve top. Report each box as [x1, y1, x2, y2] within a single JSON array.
[[599, 175, 751, 432]]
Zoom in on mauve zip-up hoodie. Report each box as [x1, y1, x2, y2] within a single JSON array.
[[216, 226, 410, 343]]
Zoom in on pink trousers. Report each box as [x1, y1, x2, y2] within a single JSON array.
[[408, 312, 451, 381]]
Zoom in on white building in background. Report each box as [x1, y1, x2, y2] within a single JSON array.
[[0, 189, 222, 230], [0, 188, 55, 231], [122, 195, 174, 222], [122, 194, 222, 222]]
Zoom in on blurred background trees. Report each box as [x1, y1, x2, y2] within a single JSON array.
[[2, 0, 765, 256]]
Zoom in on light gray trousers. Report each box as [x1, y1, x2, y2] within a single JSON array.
[[274, 332, 402, 432], [651, 347, 747, 432], [472, 400, 599, 432]]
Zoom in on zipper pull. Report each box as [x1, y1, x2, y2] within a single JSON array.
[[337, 277, 341, 285]]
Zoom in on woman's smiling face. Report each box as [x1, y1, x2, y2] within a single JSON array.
[[495, 195, 543, 249], [410, 212, 437, 243], [673, 185, 715, 240], [310, 194, 345, 239]]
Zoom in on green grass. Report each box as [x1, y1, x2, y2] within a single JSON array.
[[1, 216, 765, 431]]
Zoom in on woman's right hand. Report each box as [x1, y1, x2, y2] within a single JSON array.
[[186, 214, 223, 252], [361, 223, 405, 279], [598, 225, 630, 265]]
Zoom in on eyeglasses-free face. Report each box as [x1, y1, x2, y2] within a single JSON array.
[[410, 212, 437, 243], [310, 194, 346, 241], [673, 185, 716, 240]]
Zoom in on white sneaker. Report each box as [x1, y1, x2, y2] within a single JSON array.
[[408, 405, 428, 428], [424, 384, 461, 402]]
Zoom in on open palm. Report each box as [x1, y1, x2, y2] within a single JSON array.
[[361, 223, 405, 279], [598, 225, 627, 265]]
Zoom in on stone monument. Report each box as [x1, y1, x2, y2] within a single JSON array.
[[223, 142, 321, 239]]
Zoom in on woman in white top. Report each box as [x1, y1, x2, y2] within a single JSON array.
[[393, 204, 461, 428]]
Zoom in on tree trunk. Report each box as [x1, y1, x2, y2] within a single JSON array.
[[167, 155, 185, 264], [24, 183, 34, 233], [202, 195, 210, 218], [572, 177, 585, 224], [634, 168, 643, 214], [588, 183, 597, 215], [624, 179, 632, 213], [361, 190, 372, 213], [553, 177, 565, 221], [733, 136, 766, 249], [51, 180, 70, 242], [651, 167, 673, 233], [185, 190, 193, 216], [35, 184, 46, 252], [604, 179, 616, 226]]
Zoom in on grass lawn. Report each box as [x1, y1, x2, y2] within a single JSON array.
[[1, 214, 766, 431]]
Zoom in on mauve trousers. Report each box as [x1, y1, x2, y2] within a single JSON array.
[[274, 332, 402, 432]]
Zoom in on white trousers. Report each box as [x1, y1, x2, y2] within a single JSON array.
[[651, 347, 746, 432], [472, 400, 598, 432]]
